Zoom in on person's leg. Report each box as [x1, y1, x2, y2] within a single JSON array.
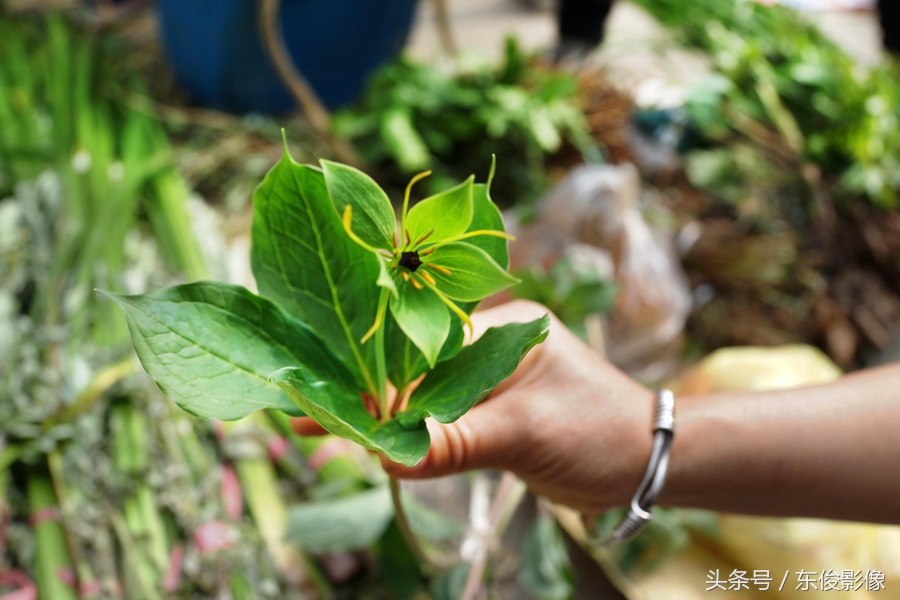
[[557, 0, 615, 46], [878, 0, 899, 55], [551, 0, 615, 63]]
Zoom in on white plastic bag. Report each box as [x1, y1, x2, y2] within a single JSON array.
[[512, 163, 692, 380]]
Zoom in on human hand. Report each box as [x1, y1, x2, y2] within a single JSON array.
[[381, 300, 657, 515], [298, 301, 900, 524]]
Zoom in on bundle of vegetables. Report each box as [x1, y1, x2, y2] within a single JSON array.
[[632, 0, 900, 211], [333, 37, 600, 208], [0, 11, 332, 598], [0, 11, 590, 599], [623, 0, 900, 368]]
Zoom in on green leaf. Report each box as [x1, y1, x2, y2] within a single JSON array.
[[291, 481, 461, 566], [386, 311, 464, 391], [250, 153, 379, 389], [376, 520, 424, 600], [529, 105, 563, 152], [377, 260, 399, 297], [307, 483, 462, 566], [398, 316, 550, 427], [467, 181, 509, 269], [406, 176, 474, 246], [518, 513, 574, 600], [381, 106, 432, 172], [389, 282, 451, 368], [286, 486, 393, 553], [322, 159, 396, 249], [430, 564, 470, 600], [99, 282, 348, 420], [405, 495, 464, 543], [271, 368, 430, 466], [424, 242, 519, 302]]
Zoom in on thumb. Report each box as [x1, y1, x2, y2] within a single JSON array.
[[382, 397, 524, 479]]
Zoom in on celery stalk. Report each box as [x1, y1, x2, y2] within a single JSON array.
[[26, 468, 77, 600]]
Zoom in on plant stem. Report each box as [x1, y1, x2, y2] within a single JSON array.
[[434, 0, 459, 57], [459, 473, 527, 600], [27, 467, 78, 600], [111, 402, 169, 583], [390, 385, 409, 417], [58, 358, 135, 424], [373, 288, 391, 421], [233, 437, 322, 594], [46, 452, 92, 585], [388, 477, 434, 574], [258, 0, 364, 168], [109, 511, 160, 600]]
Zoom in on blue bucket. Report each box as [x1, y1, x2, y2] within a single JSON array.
[[156, 0, 418, 114]]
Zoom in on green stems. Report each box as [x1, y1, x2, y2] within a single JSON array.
[[110, 402, 169, 596], [373, 287, 391, 422], [369, 285, 451, 575], [58, 358, 135, 424], [388, 478, 432, 574], [388, 477, 455, 577], [26, 468, 78, 600], [230, 413, 327, 596]]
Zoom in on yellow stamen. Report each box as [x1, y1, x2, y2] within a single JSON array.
[[361, 321, 380, 344], [360, 291, 390, 344], [401, 271, 410, 282], [420, 270, 436, 286], [400, 170, 432, 244], [418, 276, 474, 337], [410, 277, 423, 290], [413, 229, 435, 246], [445, 229, 516, 243], [420, 247, 436, 256], [427, 263, 452, 275], [342, 205, 382, 254]]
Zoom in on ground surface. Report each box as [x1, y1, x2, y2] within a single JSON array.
[[408, 0, 883, 90]]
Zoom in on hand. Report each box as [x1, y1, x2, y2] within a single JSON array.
[[381, 300, 657, 515], [296, 299, 900, 523]]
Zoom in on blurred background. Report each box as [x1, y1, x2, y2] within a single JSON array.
[[1, 0, 899, 598]]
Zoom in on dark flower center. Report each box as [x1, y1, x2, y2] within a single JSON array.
[[399, 251, 422, 272]]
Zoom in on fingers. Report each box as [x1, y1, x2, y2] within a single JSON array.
[[382, 393, 526, 480], [380, 301, 555, 479], [298, 300, 558, 478], [291, 417, 329, 436]]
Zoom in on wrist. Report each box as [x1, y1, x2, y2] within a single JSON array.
[[657, 391, 754, 511], [586, 388, 676, 545], [656, 392, 708, 508]]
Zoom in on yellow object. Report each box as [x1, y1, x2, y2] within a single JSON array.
[[675, 345, 843, 395], [557, 344, 900, 599]]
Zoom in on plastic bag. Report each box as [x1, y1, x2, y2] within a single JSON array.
[[511, 163, 691, 380]]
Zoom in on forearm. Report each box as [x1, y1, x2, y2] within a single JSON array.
[[661, 363, 900, 524]]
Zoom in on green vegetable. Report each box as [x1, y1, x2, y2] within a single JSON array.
[[633, 0, 900, 210], [519, 512, 573, 600], [104, 143, 548, 468], [333, 37, 599, 207]]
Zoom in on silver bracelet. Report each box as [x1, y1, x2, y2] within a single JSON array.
[[584, 388, 675, 547]]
